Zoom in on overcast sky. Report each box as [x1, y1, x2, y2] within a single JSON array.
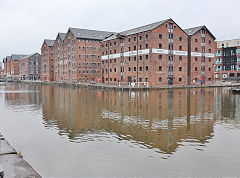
[[0, 0, 239, 64]]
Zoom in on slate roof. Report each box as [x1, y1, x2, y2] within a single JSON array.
[[103, 18, 171, 41], [68, 28, 115, 40], [18, 53, 40, 61], [59, 33, 66, 40], [11, 54, 27, 61], [184, 26, 204, 36], [184, 25, 216, 39], [44, 39, 55, 47]]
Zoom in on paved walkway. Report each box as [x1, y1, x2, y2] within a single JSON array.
[[0, 132, 40, 178]]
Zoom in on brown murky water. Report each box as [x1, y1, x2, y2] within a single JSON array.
[[0, 82, 240, 177]]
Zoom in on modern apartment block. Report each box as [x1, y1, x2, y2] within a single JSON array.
[[101, 19, 216, 87], [41, 39, 54, 81], [19, 53, 41, 80], [61, 28, 114, 83], [215, 39, 240, 80], [184, 26, 216, 85]]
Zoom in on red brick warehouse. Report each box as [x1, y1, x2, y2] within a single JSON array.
[[101, 18, 216, 87], [41, 40, 55, 81]]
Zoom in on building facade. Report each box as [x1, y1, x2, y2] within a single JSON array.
[[19, 53, 41, 80], [101, 19, 192, 86], [61, 28, 114, 83], [101, 19, 216, 87], [8, 54, 27, 78], [184, 26, 216, 85], [53, 33, 66, 82], [215, 39, 240, 80], [41, 40, 54, 81]]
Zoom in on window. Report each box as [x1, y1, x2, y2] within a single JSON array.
[[179, 46, 182, 50], [146, 34, 148, 38], [110, 69, 112, 72], [139, 45, 142, 49], [145, 78, 148, 82], [114, 49, 116, 54], [159, 34, 162, 39], [195, 67, 197, 71], [129, 47, 131, 51], [208, 78, 211, 81], [179, 37, 182, 41], [179, 56, 182, 61], [134, 56, 136, 61], [159, 77, 162, 82], [179, 78, 182, 82], [209, 49, 211, 53], [209, 40, 211, 44], [128, 38, 131, 42], [114, 68, 116, 72], [146, 66, 149, 71], [159, 55, 162, 60], [159, 43, 162, 49], [129, 57, 131, 61], [134, 67, 136, 71], [114, 59, 116, 63], [209, 67, 211, 71], [134, 37, 136, 41], [146, 55, 149, 59], [139, 78, 142, 82], [140, 67, 142, 71], [139, 36, 142, 40], [195, 48, 198, 52], [139, 56, 142, 60], [209, 58, 211, 62], [134, 46, 137, 50], [129, 67, 131, 71], [146, 44, 149, 49], [195, 57, 198, 61], [114, 41, 116, 45], [179, 67, 182, 71], [159, 66, 162, 71], [195, 39, 198, 42]]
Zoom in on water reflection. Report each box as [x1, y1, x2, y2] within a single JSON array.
[[3, 84, 240, 156]]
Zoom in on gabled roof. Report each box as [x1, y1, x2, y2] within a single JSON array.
[[11, 54, 27, 61], [184, 25, 216, 40], [59, 33, 66, 40], [18, 53, 40, 61], [103, 18, 173, 41], [68, 28, 115, 40], [44, 39, 55, 47]]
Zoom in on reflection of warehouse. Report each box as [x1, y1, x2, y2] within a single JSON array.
[[4, 83, 41, 108], [41, 86, 215, 154]]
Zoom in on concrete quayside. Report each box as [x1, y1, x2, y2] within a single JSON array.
[[0, 132, 40, 177], [11, 80, 240, 91]]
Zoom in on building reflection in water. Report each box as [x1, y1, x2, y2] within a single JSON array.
[[5, 83, 239, 154], [38, 85, 216, 154]]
